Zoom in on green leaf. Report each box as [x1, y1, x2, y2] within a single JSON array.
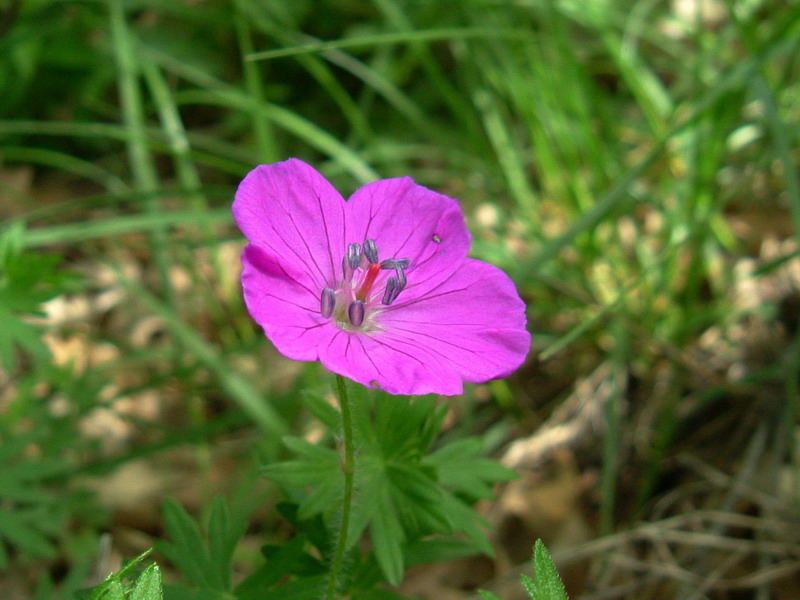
[[99, 579, 126, 600], [262, 437, 342, 516], [371, 395, 442, 460], [302, 390, 341, 430], [263, 460, 338, 488], [476, 541, 568, 600], [156, 497, 248, 595], [426, 438, 517, 500], [130, 564, 163, 600], [434, 492, 493, 556], [113, 549, 156, 582], [371, 486, 404, 586], [351, 589, 414, 600], [386, 463, 452, 534], [0, 513, 57, 559], [523, 540, 568, 600], [235, 536, 319, 597], [266, 390, 515, 587], [0, 305, 48, 370], [403, 538, 483, 568], [254, 574, 328, 600], [297, 477, 345, 521], [207, 496, 246, 591], [0, 434, 71, 567], [156, 500, 220, 591], [262, 440, 341, 494], [0, 227, 77, 371], [82, 551, 163, 600], [274, 502, 330, 552]]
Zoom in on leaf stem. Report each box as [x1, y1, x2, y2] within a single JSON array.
[[326, 374, 355, 600]]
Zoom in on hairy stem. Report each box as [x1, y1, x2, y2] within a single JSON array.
[[325, 374, 355, 600]]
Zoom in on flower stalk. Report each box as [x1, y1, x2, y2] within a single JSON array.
[[326, 374, 355, 600]]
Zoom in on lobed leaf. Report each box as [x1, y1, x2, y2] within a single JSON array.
[[525, 539, 569, 600], [207, 496, 246, 591], [426, 438, 517, 500], [156, 500, 220, 591], [130, 564, 164, 600], [370, 486, 405, 586]]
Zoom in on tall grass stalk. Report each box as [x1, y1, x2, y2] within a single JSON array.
[[109, 0, 173, 302]]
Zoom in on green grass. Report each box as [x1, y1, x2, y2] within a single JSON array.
[[2, 0, 800, 597]]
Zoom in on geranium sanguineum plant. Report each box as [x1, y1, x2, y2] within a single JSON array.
[[233, 158, 530, 395], [233, 159, 529, 598]]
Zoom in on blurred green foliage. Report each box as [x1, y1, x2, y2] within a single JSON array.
[[1, 0, 799, 597]]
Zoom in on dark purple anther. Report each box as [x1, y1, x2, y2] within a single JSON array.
[[363, 239, 379, 264], [380, 258, 410, 270], [395, 266, 407, 290], [347, 242, 362, 270], [348, 300, 365, 326], [382, 277, 400, 305], [320, 287, 336, 318]]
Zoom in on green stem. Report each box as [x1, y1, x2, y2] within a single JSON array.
[[326, 374, 355, 600]]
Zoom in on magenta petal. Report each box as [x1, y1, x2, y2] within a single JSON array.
[[318, 329, 464, 396], [234, 159, 530, 395], [377, 259, 530, 388], [241, 244, 331, 361], [233, 159, 346, 289], [316, 259, 530, 395], [345, 177, 471, 300]]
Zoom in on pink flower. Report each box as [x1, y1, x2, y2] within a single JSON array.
[[233, 159, 530, 395]]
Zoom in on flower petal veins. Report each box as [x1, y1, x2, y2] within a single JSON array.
[[234, 158, 530, 395]]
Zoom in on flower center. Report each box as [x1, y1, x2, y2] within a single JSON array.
[[318, 238, 409, 330]]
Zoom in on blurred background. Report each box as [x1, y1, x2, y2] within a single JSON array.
[[2, 0, 800, 598]]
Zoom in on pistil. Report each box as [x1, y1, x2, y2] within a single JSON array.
[[356, 263, 381, 301]]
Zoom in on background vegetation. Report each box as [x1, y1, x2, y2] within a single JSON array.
[[1, 0, 800, 598]]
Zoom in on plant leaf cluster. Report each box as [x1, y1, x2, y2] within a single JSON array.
[[0, 224, 102, 569], [152, 496, 327, 600], [155, 496, 246, 599], [0, 431, 72, 568], [265, 383, 517, 588], [0, 223, 78, 371]]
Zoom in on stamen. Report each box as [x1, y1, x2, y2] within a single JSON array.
[[363, 239, 379, 264], [347, 242, 362, 270], [382, 276, 400, 305], [335, 241, 414, 322], [348, 300, 365, 327], [320, 287, 336, 317], [380, 258, 410, 270], [395, 266, 407, 291]]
